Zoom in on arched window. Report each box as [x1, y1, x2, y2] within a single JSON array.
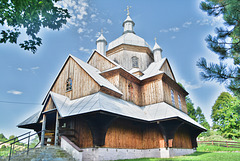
[[178, 95, 182, 110], [171, 89, 175, 106], [66, 78, 72, 91], [132, 56, 139, 68]]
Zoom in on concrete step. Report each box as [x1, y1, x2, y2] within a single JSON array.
[[10, 146, 75, 161]]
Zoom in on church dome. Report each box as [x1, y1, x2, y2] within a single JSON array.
[[108, 32, 150, 50]]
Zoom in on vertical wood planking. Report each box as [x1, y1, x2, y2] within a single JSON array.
[[51, 57, 100, 100]]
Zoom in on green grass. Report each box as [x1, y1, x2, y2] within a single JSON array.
[[197, 144, 240, 152], [117, 152, 240, 161]]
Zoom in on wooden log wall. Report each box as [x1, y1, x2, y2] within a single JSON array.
[[88, 51, 116, 72], [141, 79, 163, 106], [61, 117, 93, 148], [51, 57, 100, 100], [173, 124, 193, 149], [104, 118, 165, 149], [162, 80, 188, 113]]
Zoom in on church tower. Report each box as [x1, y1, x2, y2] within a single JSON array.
[[106, 7, 154, 72]]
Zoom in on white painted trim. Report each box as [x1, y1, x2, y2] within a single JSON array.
[[61, 137, 83, 161]]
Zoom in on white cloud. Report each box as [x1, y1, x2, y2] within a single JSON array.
[[169, 27, 180, 32], [180, 80, 202, 90], [17, 68, 22, 71], [196, 16, 224, 26], [78, 28, 84, 33], [56, 0, 89, 27], [160, 27, 180, 33], [82, 21, 87, 26], [183, 21, 192, 28], [31, 66, 39, 70], [160, 29, 169, 33], [91, 14, 96, 19], [79, 47, 90, 53], [107, 19, 112, 25], [171, 36, 176, 39], [7, 90, 23, 95]]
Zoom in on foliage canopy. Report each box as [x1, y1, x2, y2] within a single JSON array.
[[197, 0, 240, 97], [211, 92, 240, 138], [0, 0, 70, 53]]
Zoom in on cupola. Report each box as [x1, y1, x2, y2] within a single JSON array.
[[153, 38, 162, 62], [122, 6, 135, 34], [96, 31, 107, 55]]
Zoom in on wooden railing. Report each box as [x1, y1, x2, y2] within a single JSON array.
[[197, 140, 240, 148]]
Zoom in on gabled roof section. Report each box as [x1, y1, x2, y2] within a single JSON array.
[[87, 50, 119, 66], [140, 58, 175, 81], [42, 54, 122, 105], [70, 55, 122, 95], [87, 50, 118, 72]]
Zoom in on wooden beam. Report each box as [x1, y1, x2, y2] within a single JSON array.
[[54, 111, 59, 146], [41, 114, 46, 147]]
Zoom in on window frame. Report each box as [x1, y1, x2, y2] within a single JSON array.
[[66, 78, 72, 92], [178, 95, 182, 110], [131, 56, 139, 68], [171, 89, 175, 106]]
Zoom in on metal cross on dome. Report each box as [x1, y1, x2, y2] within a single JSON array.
[[125, 6, 131, 16], [154, 37, 157, 43]]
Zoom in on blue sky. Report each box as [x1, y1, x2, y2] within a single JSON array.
[[0, 0, 227, 138]]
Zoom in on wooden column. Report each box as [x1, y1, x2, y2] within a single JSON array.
[[41, 114, 46, 147], [190, 129, 203, 148], [84, 113, 117, 146], [158, 119, 183, 148], [54, 111, 59, 146]]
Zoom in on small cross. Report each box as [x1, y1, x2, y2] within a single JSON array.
[[101, 29, 103, 35], [124, 6, 131, 16], [154, 37, 157, 43]]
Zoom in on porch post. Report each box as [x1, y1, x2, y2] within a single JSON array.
[[41, 114, 46, 147], [54, 111, 59, 146]]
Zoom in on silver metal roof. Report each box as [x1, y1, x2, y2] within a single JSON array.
[[18, 111, 41, 127], [140, 58, 166, 80], [108, 33, 150, 51], [19, 91, 205, 130]]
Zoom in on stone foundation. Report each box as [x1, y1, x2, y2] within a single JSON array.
[[80, 147, 196, 161]]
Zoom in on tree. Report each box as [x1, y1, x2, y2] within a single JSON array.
[[0, 133, 7, 141], [197, 0, 240, 98], [0, 0, 70, 53], [211, 92, 240, 138], [186, 96, 197, 122], [196, 106, 210, 129]]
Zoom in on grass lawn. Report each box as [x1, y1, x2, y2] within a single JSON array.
[[117, 152, 240, 161], [197, 144, 240, 152]]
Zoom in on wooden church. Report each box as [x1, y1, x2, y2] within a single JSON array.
[[18, 9, 206, 160]]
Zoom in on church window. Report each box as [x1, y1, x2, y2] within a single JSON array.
[[171, 89, 175, 106], [178, 95, 182, 110], [66, 78, 72, 91], [132, 56, 139, 68]]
